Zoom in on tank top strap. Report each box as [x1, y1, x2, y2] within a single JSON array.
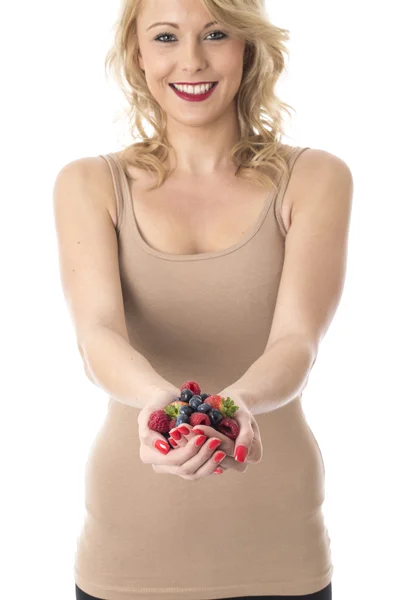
[[273, 146, 311, 237], [98, 152, 130, 234]]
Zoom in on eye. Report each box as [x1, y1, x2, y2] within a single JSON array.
[[154, 30, 227, 43]]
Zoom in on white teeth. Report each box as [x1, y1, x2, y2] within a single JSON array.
[[172, 82, 215, 95]]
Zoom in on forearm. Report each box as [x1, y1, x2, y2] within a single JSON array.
[[79, 326, 177, 409], [222, 335, 317, 415]]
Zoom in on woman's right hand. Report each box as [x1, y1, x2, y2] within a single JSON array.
[[137, 386, 248, 480]]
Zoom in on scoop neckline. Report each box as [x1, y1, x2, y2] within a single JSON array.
[[110, 152, 276, 262]]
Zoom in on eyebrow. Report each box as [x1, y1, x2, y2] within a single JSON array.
[[146, 20, 218, 32]]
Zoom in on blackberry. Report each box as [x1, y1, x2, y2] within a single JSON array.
[[197, 402, 211, 414]]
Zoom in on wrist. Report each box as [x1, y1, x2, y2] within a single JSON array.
[[139, 382, 179, 407], [219, 387, 256, 412]]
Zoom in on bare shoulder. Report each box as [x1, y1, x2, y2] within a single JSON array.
[[113, 147, 153, 184], [289, 148, 353, 210], [291, 148, 353, 202], [53, 155, 119, 228]]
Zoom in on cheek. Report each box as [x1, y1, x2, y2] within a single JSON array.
[[215, 46, 244, 79], [145, 60, 172, 92]]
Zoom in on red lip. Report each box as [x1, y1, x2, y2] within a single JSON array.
[[171, 81, 217, 85], [170, 82, 218, 102]]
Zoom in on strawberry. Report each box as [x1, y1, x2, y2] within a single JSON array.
[[148, 409, 171, 433], [206, 395, 239, 418], [164, 400, 190, 419], [216, 417, 240, 440], [189, 412, 211, 427], [181, 380, 201, 395]]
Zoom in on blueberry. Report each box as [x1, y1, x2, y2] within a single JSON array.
[[209, 408, 223, 426], [200, 393, 210, 401], [189, 396, 203, 410], [179, 405, 194, 416], [197, 402, 211, 414], [175, 414, 190, 426], [191, 394, 203, 403], [180, 388, 193, 402]]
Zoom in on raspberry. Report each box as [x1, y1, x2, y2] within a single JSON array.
[[216, 417, 240, 440], [181, 380, 201, 396], [148, 410, 171, 433], [168, 418, 177, 431], [189, 412, 211, 427]]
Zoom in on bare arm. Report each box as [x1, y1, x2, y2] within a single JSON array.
[[78, 325, 177, 407], [52, 156, 177, 409], [221, 149, 354, 415]]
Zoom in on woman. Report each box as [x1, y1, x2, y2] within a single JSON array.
[[53, 0, 353, 598]]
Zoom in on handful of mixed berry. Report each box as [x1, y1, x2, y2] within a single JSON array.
[[148, 380, 240, 448]]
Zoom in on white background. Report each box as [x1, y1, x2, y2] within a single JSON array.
[[1, 1, 399, 599]]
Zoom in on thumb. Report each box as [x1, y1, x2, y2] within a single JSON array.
[[152, 431, 171, 455], [232, 408, 253, 463]]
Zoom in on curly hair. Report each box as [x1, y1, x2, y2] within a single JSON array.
[[104, 0, 296, 191]]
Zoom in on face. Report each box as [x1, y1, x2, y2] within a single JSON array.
[[136, 0, 246, 127]]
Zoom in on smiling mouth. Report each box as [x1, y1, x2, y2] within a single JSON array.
[[169, 82, 218, 90]]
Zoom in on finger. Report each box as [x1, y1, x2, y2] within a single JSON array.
[[232, 411, 254, 463], [143, 430, 208, 468], [188, 446, 228, 480], [177, 436, 225, 480], [217, 454, 248, 474], [147, 434, 210, 477], [139, 430, 172, 462], [189, 425, 235, 457], [168, 425, 191, 448]]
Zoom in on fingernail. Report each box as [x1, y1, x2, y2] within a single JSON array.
[[170, 430, 182, 441], [208, 439, 221, 451], [192, 428, 204, 435], [235, 445, 248, 463], [169, 437, 178, 447], [178, 426, 190, 435], [195, 434, 208, 447], [214, 467, 224, 474], [213, 451, 226, 463], [155, 440, 169, 454]]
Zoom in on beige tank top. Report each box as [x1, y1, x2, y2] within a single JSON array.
[[73, 144, 333, 600]]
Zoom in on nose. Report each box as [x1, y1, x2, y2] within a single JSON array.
[[178, 38, 208, 73]]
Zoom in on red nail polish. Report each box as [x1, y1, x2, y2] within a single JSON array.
[[195, 435, 208, 447], [178, 426, 190, 435], [192, 428, 204, 435], [155, 439, 169, 454], [235, 445, 248, 463], [170, 430, 182, 441], [169, 438, 178, 447], [214, 467, 224, 474], [208, 439, 221, 451], [213, 451, 226, 463]]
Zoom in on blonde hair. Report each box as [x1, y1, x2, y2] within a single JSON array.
[[105, 0, 296, 191]]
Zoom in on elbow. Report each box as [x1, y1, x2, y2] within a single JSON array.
[[78, 341, 97, 385], [277, 333, 318, 366], [83, 360, 97, 384]]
